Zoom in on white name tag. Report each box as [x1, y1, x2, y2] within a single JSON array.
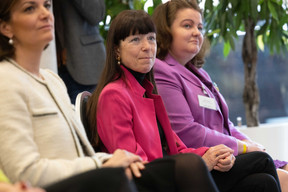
[[198, 95, 217, 110]]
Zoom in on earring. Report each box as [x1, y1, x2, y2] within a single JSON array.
[[8, 38, 13, 45], [117, 56, 121, 65]]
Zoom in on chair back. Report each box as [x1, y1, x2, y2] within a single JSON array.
[[75, 91, 91, 133], [75, 91, 104, 152]]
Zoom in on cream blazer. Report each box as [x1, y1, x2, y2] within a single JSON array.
[[0, 59, 111, 187]]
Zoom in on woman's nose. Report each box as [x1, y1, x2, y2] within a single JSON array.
[[40, 6, 52, 19], [141, 40, 151, 50], [192, 27, 201, 36]]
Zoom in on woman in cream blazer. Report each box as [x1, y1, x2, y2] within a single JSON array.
[[0, 0, 143, 189], [0, 59, 111, 186]]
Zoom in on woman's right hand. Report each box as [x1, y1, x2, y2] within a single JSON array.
[[202, 144, 234, 171], [244, 139, 265, 153], [237, 140, 265, 155], [102, 149, 146, 179]]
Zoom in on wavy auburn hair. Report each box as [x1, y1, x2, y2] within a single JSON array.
[[152, 0, 210, 68]]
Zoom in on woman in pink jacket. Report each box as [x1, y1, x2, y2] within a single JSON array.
[[86, 8, 281, 192]]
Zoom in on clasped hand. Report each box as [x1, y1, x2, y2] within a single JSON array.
[[202, 144, 235, 172], [102, 149, 147, 179]]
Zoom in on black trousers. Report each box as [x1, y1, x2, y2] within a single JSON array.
[[135, 152, 281, 192], [44, 167, 137, 192], [43, 154, 217, 192], [134, 153, 219, 192], [211, 151, 281, 192], [44, 152, 280, 192]]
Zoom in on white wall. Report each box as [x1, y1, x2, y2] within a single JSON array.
[[239, 123, 288, 161], [40, 35, 57, 73], [40, 3, 57, 73]]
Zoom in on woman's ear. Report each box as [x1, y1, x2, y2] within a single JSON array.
[[0, 20, 13, 39], [115, 47, 120, 57]]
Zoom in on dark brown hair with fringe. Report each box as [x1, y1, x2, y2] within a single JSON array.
[[86, 10, 157, 151]]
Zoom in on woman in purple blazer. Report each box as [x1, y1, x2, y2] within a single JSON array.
[[152, 0, 288, 191], [86, 7, 281, 192]]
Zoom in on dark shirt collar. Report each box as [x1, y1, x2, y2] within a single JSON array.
[[123, 65, 146, 85]]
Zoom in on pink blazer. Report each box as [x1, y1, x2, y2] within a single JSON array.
[[97, 66, 209, 162]]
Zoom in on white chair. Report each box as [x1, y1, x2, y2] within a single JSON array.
[[75, 91, 91, 131]]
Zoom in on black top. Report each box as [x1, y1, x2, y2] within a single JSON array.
[[124, 66, 168, 156]]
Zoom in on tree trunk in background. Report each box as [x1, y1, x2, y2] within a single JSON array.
[[242, 18, 260, 127]]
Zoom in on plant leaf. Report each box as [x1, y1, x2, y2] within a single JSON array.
[[268, 0, 279, 21]]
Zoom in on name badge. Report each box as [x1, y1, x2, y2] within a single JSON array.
[[198, 95, 217, 110]]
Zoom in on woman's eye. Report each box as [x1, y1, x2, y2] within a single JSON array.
[[148, 36, 156, 41], [198, 27, 204, 33], [131, 37, 140, 42], [44, 2, 52, 10], [184, 24, 191, 29], [24, 6, 35, 12]]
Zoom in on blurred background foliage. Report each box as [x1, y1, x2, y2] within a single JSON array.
[[203, 0, 288, 126], [99, 0, 162, 40], [98, 0, 288, 125]]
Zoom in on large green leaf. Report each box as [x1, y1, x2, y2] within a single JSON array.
[[268, 0, 279, 21], [234, 13, 243, 30], [223, 40, 231, 57], [257, 35, 265, 51], [220, 13, 227, 36], [270, 0, 283, 5]]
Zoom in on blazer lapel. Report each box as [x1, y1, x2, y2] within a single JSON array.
[[164, 55, 231, 134], [164, 55, 204, 89], [8, 59, 96, 156], [44, 73, 95, 156], [144, 80, 179, 155]]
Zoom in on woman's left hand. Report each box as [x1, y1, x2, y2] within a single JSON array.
[[125, 161, 147, 179], [213, 152, 235, 172]]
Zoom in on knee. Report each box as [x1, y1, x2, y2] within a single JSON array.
[[253, 173, 279, 191], [253, 151, 273, 161], [277, 169, 288, 192], [278, 168, 288, 177], [175, 153, 207, 172], [251, 151, 275, 167]]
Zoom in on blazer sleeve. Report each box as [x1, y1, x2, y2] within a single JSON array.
[[172, 130, 209, 156], [72, 0, 105, 25], [97, 88, 149, 161], [154, 62, 241, 155], [229, 120, 250, 140]]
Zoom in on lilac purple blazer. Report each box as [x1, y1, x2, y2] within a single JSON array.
[[97, 66, 209, 162], [154, 54, 287, 168], [154, 54, 250, 156]]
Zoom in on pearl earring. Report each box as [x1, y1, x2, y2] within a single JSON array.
[[117, 56, 121, 65], [8, 38, 13, 45]]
